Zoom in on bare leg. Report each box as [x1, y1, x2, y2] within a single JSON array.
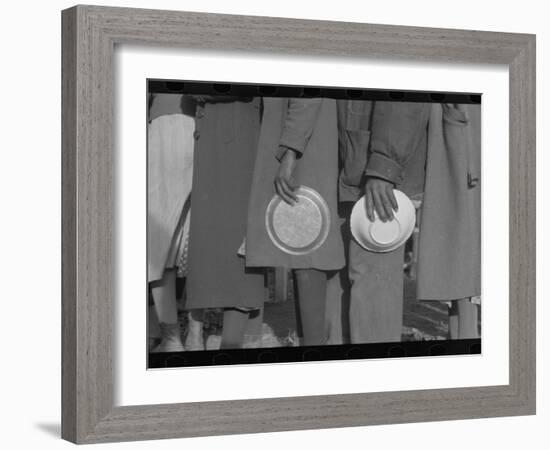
[[151, 269, 178, 323], [148, 304, 160, 350], [448, 298, 480, 339], [150, 269, 184, 352], [294, 269, 328, 346], [448, 303, 459, 339], [221, 308, 250, 349], [293, 282, 303, 342], [243, 308, 264, 348], [457, 298, 480, 338], [185, 309, 205, 350]]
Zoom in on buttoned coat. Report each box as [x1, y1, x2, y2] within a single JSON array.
[[416, 104, 481, 300]]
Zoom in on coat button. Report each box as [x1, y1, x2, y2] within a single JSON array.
[[193, 130, 200, 140]]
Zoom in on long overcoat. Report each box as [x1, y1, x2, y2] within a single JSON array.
[[416, 104, 481, 301], [185, 99, 266, 309], [245, 98, 345, 270]]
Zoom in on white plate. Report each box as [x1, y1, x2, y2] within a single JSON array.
[[350, 189, 416, 252]]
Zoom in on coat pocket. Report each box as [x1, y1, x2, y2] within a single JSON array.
[[345, 100, 373, 131], [442, 104, 468, 126]]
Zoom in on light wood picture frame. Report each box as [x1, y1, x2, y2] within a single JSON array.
[[61, 4, 536, 444]]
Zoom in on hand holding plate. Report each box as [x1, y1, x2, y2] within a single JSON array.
[[275, 148, 298, 205], [364, 177, 398, 222]]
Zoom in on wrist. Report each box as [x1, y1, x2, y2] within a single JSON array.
[[276, 145, 298, 162], [365, 175, 395, 187]]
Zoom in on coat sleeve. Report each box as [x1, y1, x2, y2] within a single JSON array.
[[275, 98, 323, 160], [365, 102, 430, 185]]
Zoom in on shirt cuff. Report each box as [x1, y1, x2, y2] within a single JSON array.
[[275, 145, 299, 162], [365, 151, 404, 185]]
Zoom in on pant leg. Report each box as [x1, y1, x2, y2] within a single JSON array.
[[348, 240, 404, 343], [221, 309, 250, 349], [243, 307, 264, 347]]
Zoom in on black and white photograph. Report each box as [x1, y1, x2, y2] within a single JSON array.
[[146, 81, 482, 367]]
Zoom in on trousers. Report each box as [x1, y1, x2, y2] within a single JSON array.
[[348, 241, 404, 343], [326, 204, 404, 344]]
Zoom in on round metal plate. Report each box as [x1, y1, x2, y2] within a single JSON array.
[[265, 185, 330, 255]]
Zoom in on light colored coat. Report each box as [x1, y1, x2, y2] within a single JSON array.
[[147, 110, 194, 282], [416, 104, 481, 300]]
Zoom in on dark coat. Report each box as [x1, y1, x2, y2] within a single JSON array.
[[186, 99, 266, 309], [245, 98, 345, 270]]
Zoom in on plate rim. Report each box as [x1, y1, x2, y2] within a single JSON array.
[[265, 185, 331, 255], [350, 189, 416, 253]]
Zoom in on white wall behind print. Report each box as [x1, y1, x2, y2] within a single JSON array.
[[0, 1, 546, 450]]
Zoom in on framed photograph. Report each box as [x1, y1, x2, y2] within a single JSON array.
[[145, 80, 483, 370], [62, 5, 535, 444]]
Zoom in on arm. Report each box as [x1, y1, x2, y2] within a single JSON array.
[[275, 98, 323, 160], [274, 99, 323, 204], [366, 101, 430, 185], [364, 102, 430, 222]]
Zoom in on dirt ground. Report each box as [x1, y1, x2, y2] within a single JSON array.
[[262, 276, 449, 344], [148, 273, 451, 350]]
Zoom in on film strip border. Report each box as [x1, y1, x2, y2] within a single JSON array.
[[149, 339, 481, 368], [148, 79, 482, 104]]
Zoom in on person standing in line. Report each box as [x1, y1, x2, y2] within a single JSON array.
[[330, 100, 431, 344], [245, 98, 345, 346], [327, 100, 481, 344], [416, 103, 481, 339], [184, 96, 266, 350], [147, 93, 195, 352]]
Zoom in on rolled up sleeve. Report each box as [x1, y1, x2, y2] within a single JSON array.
[[365, 150, 405, 185], [365, 102, 430, 185]]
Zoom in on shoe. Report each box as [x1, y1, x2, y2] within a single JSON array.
[[184, 335, 205, 351], [205, 335, 221, 350], [150, 322, 185, 353]]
